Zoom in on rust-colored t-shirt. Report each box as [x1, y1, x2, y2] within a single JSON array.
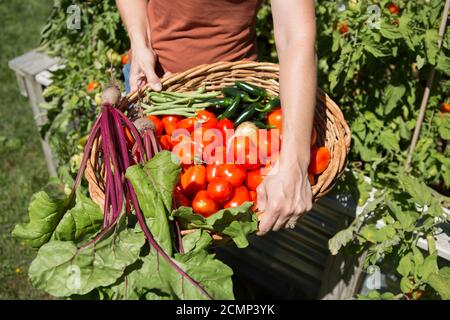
[[147, 0, 261, 75]]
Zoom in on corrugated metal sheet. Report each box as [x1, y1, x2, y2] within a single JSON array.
[[215, 195, 355, 299]]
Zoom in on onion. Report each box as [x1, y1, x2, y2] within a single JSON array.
[[234, 121, 258, 143]]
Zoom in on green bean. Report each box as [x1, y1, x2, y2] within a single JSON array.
[[144, 109, 197, 117]]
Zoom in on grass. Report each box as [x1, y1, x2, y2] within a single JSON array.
[[0, 0, 53, 299]]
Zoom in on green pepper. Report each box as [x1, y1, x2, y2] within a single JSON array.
[[221, 87, 259, 103], [256, 111, 267, 121], [253, 120, 276, 129], [235, 81, 267, 99], [218, 95, 241, 120], [256, 96, 280, 113], [234, 103, 260, 126], [207, 97, 233, 110]]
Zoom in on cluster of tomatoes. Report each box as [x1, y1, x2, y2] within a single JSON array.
[[136, 110, 279, 217], [125, 107, 331, 218]]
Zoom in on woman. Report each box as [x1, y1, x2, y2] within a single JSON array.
[[116, 0, 316, 234]]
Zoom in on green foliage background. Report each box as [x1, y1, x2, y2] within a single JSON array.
[[35, 0, 450, 299]]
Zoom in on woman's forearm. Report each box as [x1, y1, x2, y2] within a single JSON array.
[[278, 43, 316, 169], [272, 0, 317, 170], [115, 0, 150, 49]]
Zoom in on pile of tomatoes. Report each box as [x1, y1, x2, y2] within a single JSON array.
[[126, 107, 331, 218]]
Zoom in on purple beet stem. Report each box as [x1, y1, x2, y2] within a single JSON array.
[[71, 103, 212, 299]]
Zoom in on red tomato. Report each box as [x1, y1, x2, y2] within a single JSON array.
[[162, 115, 181, 135], [173, 184, 190, 208], [338, 21, 349, 34], [86, 80, 99, 94], [249, 190, 257, 211], [211, 164, 247, 188], [387, 3, 400, 15], [121, 53, 129, 65], [216, 119, 234, 142], [191, 127, 223, 149], [171, 129, 190, 147], [230, 136, 255, 159], [267, 109, 282, 133], [181, 165, 207, 197], [172, 138, 202, 166], [146, 115, 163, 136], [258, 129, 281, 164], [207, 145, 232, 165], [207, 179, 234, 204], [159, 135, 172, 151], [246, 169, 264, 191], [441, 102, 450, 113], [192, 190, 219, 217], [196, 110, 218, 129], [224, 186, 252, 209], [177, 117, 197, 133], [236, 146, 260, 171], [308, 146, 331, 175]]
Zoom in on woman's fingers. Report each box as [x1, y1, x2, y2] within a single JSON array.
[[163, 71, 173, 79], [256, 184, 267, 213], [257, 211, 278, 236], [143, 67, 162, 91]]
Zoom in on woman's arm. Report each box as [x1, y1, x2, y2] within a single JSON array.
[[257, 0, 316, 234], [116, 0, 162, 91]]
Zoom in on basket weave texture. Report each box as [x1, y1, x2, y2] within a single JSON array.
[[86, 60, 351, 207]]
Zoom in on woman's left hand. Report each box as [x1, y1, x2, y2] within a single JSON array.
[[256, 159, 313, 235]]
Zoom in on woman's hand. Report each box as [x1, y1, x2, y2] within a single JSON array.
[[116, 0, 165, 92], [130, 45, 162, 92], [256, 0, 317, 235], [256, 158, 312, 235]]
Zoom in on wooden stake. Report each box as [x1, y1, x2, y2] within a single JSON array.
[[405, 0, 450, 169]]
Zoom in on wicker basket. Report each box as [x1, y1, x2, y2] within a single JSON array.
[[86, 60, 351, 210]]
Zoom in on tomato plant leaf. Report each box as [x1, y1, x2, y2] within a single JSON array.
[[397, 254, 413, 277], [383, 84, 406, 116], [399, 175, 432, 206], [400, 276, 414, 294], [427, 267, 450, 300], [418, 252, 438, 281], [329, 226, 355, 255]]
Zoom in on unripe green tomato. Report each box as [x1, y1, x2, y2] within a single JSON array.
[[95, 92, 102, 106], [348, 0, 359, 11], [111, 52, 121, 65]]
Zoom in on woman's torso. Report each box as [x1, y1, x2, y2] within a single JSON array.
[[147, 0, 261, 75]]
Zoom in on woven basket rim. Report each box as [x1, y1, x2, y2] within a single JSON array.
[[88, 60, 351, 207]]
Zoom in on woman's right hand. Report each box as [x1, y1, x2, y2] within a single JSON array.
[[130, 45, 162, 92]]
